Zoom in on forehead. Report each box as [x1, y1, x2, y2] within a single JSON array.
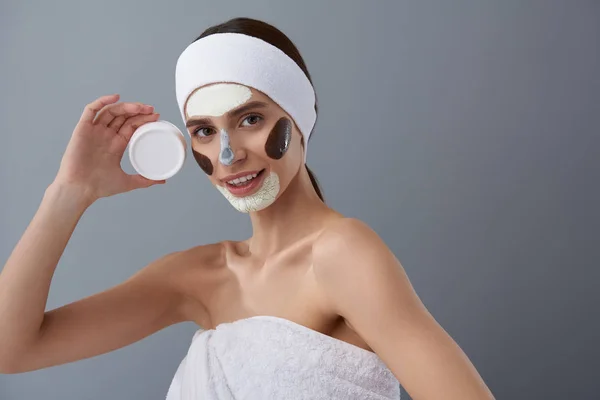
[[184, 83, 273, 119]]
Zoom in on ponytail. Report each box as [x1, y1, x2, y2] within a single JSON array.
[[305, 165, 324, 202]]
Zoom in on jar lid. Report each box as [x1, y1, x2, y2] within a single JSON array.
[[128, 120, 186, 181]]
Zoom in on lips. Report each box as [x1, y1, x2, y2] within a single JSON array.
[[221, 169, 262, 183], [222, 169, 266, 197]]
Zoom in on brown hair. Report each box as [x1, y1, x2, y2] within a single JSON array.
[[194, 17, 324, 202]]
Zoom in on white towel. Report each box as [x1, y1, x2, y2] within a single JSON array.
[[166, 315, 401, 399]]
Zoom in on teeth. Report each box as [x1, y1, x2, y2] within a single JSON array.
[[227, 173, 259, 186]]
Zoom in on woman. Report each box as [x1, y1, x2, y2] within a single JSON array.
[[0, 18, 494, 399]]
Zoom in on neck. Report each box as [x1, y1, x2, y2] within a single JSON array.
[[247, 165, 334, 258]]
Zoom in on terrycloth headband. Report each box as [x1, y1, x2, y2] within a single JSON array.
[[175, 33, 317, 161]]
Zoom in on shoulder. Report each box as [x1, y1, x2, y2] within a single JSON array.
[[135, 241, 227, 279], [312, 217, 404, 312], [312, 217, 385, 283], [132, 241, 229, 324], [312, 217, 386, 267], [170, 241, 229, 269]]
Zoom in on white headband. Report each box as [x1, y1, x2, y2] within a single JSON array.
[[175, 33, 317, 159]]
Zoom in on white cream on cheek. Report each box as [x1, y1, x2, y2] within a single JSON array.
[[216, 172, 280, 213], [185, 83, 252, 119]]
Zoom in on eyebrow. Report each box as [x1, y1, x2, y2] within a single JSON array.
[[186, 117, 212, 128], [185, 101, 269, 128]]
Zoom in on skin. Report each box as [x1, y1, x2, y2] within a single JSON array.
[[0, 92, 495, 399], [185, 85, 303, 213]]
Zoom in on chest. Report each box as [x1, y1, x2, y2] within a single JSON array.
[[210, 244, 327, 327], [177, 242, 374, 353]]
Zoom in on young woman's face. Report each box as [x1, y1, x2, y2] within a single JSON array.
[[184, 83, 304, 212]]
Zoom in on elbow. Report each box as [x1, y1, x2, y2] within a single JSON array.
[[0, 348, 34, 374], [0, 326, 45, 374], [0, 357, 25, 374]]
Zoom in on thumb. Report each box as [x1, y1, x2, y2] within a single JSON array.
[[128, 174, 166, 190]]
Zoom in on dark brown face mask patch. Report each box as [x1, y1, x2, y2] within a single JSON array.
[[192, 149, 214, 175], [265, 117, 292, 160]]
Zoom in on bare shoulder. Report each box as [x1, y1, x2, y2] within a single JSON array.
[[133, 241, 228, 326], [312, 217, 386, 261], [311, 223, 494, 399], [138, 241, 226, 278], [312, 217, 381, 284], [311, 217, 406, 307]]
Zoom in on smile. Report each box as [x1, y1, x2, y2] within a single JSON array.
[[223, 169, 267, 197], [227, 172, 259, 186]]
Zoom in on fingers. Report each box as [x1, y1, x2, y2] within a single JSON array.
[[79, 94, 120, 125], [107, 115, 127, 131], [95, 102, 154, 127], [118, 113, 161, 141]]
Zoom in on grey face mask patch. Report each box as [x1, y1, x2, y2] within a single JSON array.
[[219, 129, 235, 166]]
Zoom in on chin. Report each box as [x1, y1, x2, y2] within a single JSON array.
[[216, 171, 281, 213]]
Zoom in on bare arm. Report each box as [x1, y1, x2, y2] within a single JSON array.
[[0, 183, 88, 371], [313, 218, 495, 399], [0, 183, 186, 374], [0, 94, 176, 373]]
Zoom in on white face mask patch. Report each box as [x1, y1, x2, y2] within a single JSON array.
[[216, 172, 280, 213], [185, 83, 252, 120]]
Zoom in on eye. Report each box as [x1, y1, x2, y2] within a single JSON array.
[[241, 114, 263, 127], [193, 127, 216, 137]]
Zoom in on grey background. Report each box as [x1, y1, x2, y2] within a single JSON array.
[[1, 1, 598, 399]]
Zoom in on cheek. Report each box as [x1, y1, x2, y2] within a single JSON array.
[[192, 148, 214, 175], [264, 117, 292, 160]]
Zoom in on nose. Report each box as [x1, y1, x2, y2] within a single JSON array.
[[219, 129, 235, 166]]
